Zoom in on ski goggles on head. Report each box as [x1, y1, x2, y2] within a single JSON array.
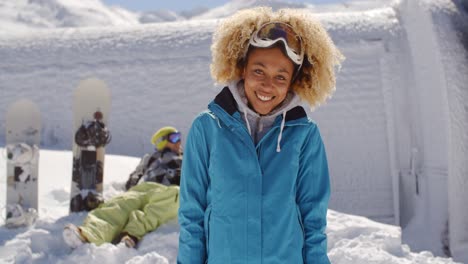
[[166, 132, 181, 144], [248, 22, 304, 66]]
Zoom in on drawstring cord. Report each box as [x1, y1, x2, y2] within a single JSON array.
[[244, 110, 252, 136], [208, 112, 222, 129], [241, 106, 285, 152], [276, 111, 286, 152]]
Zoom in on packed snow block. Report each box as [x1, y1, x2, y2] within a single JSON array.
[[398, 0, 450, 256], [399, 0, 468, 260], [430, 1, 468, 262]]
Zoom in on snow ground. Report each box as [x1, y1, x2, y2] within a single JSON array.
[[0, 149, 460, 264]]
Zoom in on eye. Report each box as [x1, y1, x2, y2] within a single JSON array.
[[254, 69, 263, 75], [276, 75, 287, 81]]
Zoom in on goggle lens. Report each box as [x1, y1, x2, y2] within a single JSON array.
[[255, 22, 302, 56], [167, 132, 181, 144]]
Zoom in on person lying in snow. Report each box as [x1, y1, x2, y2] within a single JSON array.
[[62, 126, 183, 249]]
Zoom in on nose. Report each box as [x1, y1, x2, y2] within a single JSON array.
[[176, 142, 182, 153], [261, 75, 273, 89]]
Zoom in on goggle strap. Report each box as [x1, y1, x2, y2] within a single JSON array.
[[247, 22, 304, 66]]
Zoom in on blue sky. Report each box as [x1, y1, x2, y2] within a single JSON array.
[[101, 0, 341, 12]]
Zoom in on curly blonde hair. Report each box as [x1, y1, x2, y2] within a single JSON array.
[[210, 7, 344, 109]]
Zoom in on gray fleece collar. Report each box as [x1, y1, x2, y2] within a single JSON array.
[[227, 80, 303, 151]]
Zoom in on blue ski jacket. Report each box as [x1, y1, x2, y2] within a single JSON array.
[[178, 87, 331, 264]]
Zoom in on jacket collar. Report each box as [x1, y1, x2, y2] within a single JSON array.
[[213, 86, 307, 123]]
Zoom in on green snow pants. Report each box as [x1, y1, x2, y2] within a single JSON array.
[[79, 182, 179, 245]]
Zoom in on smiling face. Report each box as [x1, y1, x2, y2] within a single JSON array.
[[242, 46, 295, 115]]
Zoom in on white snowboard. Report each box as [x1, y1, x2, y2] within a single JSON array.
[[4, 99, 41, 226], [70, 77, 111, 212]]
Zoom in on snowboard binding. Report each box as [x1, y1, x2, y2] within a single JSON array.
[[4, 143, 39, 183], [75, 111, 111, 148], [71, 151, 104, 212], [70, 191, 104, 212], [4, 204, 38, 228], [5, 143, 38, 165]]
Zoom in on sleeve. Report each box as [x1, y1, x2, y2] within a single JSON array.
[[296, 125, 331, 264], [144, 158, 166, 182], [177, 118, 210, 264], [125, 154, 151, 190]]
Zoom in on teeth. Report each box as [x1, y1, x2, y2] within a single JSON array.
[[256, 93, 273, 101]]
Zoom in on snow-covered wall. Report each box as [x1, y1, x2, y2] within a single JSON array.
[[0, 20, 216, 156], [425, 0, 468, 261], [393, 1, 468, 262], [397, 0, 451, 257], [0, 0, 466, 260]]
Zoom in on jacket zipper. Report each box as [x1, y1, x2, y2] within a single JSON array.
[[296, 205, 306, 261], [204, 205, 212, 263], [296, 205, 305, 241]]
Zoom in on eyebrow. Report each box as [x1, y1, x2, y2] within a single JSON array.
[[252, 62, 291, 75]]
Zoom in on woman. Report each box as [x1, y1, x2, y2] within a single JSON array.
[[177, 7, 343, 263]]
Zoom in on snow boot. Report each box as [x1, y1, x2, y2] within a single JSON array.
[[122, 234, 138, 248], [117, 233, 138, 248], [63, 224, 87, 249]]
